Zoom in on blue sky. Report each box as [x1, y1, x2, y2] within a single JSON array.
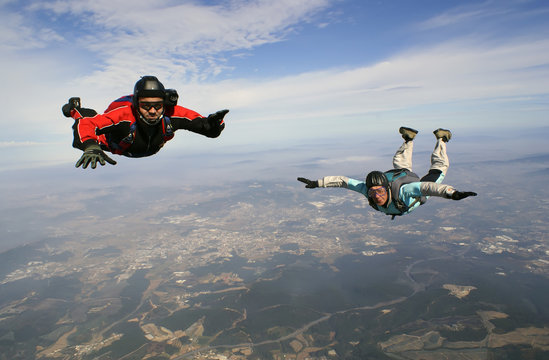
[[0, 0, 548, 171]]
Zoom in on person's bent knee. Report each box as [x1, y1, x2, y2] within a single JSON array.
[[421, 169, 443, 182]]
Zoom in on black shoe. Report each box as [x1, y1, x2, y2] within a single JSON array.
[[433, 128, 452, 142], [399, 127, 418, 142], [62, 97, 81, 117]]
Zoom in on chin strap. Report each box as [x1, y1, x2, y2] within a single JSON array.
[[137, 105, 165, 125], [139, 113, 163, 126]]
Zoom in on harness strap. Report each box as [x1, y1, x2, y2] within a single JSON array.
[[109, 116, 173, 153], [408, 196, 422, 208], [163, 116, 174, 139]]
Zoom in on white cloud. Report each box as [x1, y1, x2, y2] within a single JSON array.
[[0, 141, 51, 148], [416, 0, 520, 31], [0, 11, 62, 50], [16, 0, 333, 84], [1, 0, 548, 170], [182, 36, 549, 126]]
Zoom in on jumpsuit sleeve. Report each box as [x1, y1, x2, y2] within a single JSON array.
[[419, 182, 456, 198], [74, 114, 115, 148], [318, 176, 368, 196], [169, 106, 224, 138]]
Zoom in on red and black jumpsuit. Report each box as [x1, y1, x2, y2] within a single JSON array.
[[71, 95, 224, 158]]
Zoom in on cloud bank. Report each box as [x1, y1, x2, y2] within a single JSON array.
[[0, 0, 548, 170]]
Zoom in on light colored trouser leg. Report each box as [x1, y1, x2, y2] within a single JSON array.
[[430, 139, 449, 178], [393, 141, 413, 170]]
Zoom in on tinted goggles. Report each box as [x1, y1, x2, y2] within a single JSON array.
[[368, 186, 387, 198], [139, 101, 164, 111]]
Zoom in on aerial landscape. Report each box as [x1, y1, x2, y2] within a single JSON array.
[[1, 139, 548, 359]]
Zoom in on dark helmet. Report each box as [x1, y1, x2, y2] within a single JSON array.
[[133, 75, 166, 102], [366, 171, 388, 189], [132, 76, 179, 106]]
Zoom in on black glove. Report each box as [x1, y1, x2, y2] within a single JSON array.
[[75, 144, 117, 169], [207, 109, 229, 130], [451, 191, 477, 200], [297, 177, 319, 189], [62, 97, 81, 118]]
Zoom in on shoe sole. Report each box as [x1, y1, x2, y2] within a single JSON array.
[[433, 128, 452, 142], [399, 127, 418, 141]]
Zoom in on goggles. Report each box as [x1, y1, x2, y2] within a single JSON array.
[[139, 101, 164, 111], [368, 186, 387, 198]]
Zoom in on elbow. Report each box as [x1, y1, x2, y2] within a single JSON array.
[[206, 131, 221, 138]]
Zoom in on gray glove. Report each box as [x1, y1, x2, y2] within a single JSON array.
[[451, 191, 477, 200], [297, 177, 319, 189], [75, 144, 117, 169]]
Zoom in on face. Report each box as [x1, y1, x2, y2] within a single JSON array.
[[368, 186, 388, 206], [137, 97, 164, 123]]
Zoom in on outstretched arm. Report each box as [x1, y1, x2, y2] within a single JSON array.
[[419, 182, 477, 200], [298, 176, 350, 189], [171, 109, 228, 138], [298, 176, 367, 195]]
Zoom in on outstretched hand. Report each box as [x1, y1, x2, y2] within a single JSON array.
[[297, 177, 318, 189], [75, 144, 117, 169], [208, 109, 229, 128], [451, 191, 477, 200]]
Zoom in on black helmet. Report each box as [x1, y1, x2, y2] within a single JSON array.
[[132, 76, 179, 106], [366, 171, 388, 189], [133, 76, 166, 103]]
